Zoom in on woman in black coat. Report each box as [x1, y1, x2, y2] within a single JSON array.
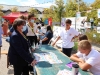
[[8, 19, 37, 75]]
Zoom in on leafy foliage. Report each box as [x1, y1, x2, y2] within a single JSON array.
[[43, 0, 65, 23], [11, 7, 18, 12], [43, 0, 88, 24], [87, 0, 100, 25], [0, 6, 4, 16], [86, 31, 100, 45], [0, 11, 4, 16], [65, 0, 77, 17], [28, 8, 38, 17], [0, 6, 3, 10], [28, 8, 38, 14]]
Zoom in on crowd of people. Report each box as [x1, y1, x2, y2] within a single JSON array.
[[0, 13, 53, 75], [0, 14, 100, 75]]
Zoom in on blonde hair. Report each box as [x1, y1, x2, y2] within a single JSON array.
[[78, 40, 91, 50]]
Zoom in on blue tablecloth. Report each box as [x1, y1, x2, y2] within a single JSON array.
[[33, 45, 90, 75]]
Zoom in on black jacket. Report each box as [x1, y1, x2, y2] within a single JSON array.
[[8, 30, 34, 66]]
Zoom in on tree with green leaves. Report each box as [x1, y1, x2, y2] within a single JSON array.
[[54, 0, 65, 24], [28, 7, 38, 18], [11, 6, 18, 12], [43, 0, 88, 24], [87, 0, 100, 25], [65, 0, 77, 17], [65, 0, 88, 17], [28, 8, 38, 14], [0, 12, 4, 16], [0, 6, 4, 16], [0, 6, 3, 10], [43, 0, 65, 24], [43, 7, 54, 21]]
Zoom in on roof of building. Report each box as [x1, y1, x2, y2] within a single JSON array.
[[0, 4, 44, 12]]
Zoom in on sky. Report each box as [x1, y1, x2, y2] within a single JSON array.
[[0, 0, 95, 8]]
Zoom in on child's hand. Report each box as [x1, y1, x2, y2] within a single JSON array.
[[78, 59, 85, 63]]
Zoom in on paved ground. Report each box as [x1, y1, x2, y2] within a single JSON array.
[[0, 38, 100, 75], [0, 37, 13, 75]]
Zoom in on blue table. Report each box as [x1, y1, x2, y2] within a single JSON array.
[[33, 45, 91, 75]]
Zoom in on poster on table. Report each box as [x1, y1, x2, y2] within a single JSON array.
[[34, 52, 62, 64]]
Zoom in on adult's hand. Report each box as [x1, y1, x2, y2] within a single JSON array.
[[31, 48, 35, 52], [31, 60, 37, 66]]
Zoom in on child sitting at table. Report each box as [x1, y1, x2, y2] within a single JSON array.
[[78, 34, 88, 42], [70, 40, 100, 75]]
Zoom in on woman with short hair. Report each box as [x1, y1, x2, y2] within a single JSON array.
[[8, 19, 37, 75], [26, 14, 37, 46]]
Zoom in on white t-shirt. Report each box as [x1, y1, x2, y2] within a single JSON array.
[[59, 28, 79, 48], [76, 49, 100, 75], [26, 23, 37, 36], [41, 26, 46, 34], [38, 24, 42, 27]]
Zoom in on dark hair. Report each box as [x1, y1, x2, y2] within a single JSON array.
[[78, 34, 88, 41], [19, 15, 27, 20], [28, 14, 34, 20], [41, 23, 44, 26], [13, 19, 25, 30], [37, 26, 41, 29], [47, 26, 53, 33], [36, 22, 39, 25], [66, 19, 72, 24]]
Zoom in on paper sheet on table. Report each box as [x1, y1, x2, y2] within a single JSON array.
[[57, 69, 81, 75], [34, 52, 62, 64]]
